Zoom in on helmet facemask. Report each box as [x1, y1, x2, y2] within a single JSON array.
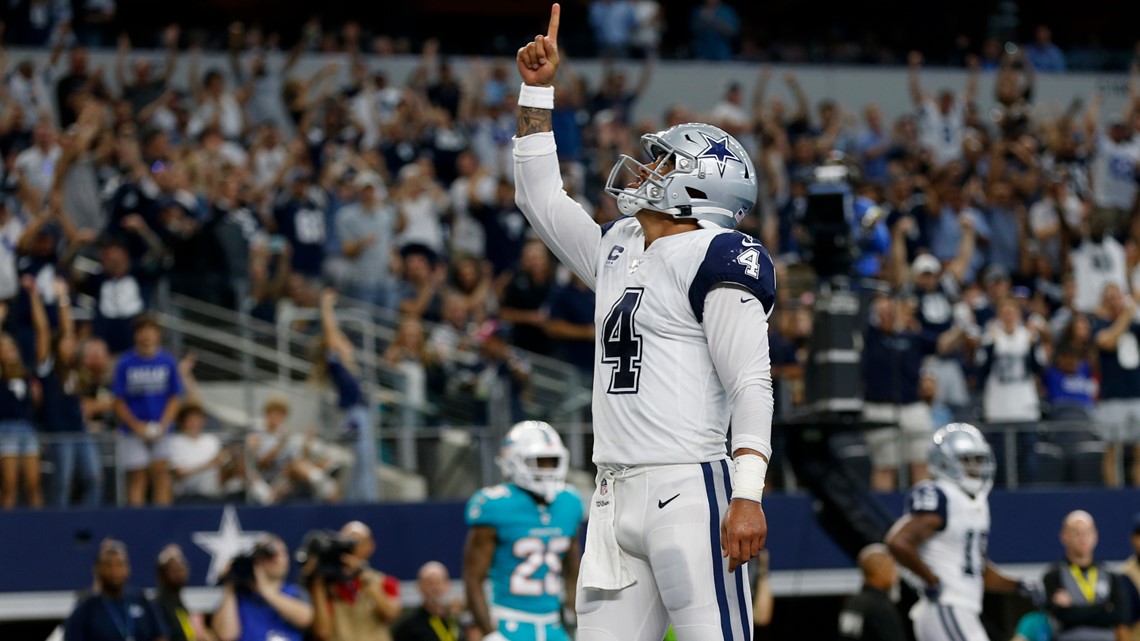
[[604, 134, 698, 218], [955, 452, 996, 496], [501, 451, 568, 503], [603, 123, 757, 229], [497, 421, 570, 503]]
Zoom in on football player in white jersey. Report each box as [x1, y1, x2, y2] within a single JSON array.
[[514, 6, 774, 641], [887, 424, 1039, 641]]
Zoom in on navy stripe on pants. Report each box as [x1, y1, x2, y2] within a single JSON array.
[[937, 606, 966, 641], [719, 459, 752, 641], [701, 462, 734, 641]]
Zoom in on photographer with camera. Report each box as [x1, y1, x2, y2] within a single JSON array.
[[307, 521, 402, 641], [212, 536, 313, 641]]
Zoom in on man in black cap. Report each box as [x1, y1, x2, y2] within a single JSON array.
[[838, 544, 906, 641], [152, 544, 212, 641]]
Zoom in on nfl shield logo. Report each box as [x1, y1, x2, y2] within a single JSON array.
[[600, 479, 608, 496]]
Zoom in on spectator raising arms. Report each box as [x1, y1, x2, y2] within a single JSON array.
[[1092, 284, 1140, 486], [31, 276, 101, 507], [316, 289, 376, 501], [0, 299, 41, 509]]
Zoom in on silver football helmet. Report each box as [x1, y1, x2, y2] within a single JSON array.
[[497, 421, 569, 502], [604, 122, 758, 229], [929, 423, 996, 497]]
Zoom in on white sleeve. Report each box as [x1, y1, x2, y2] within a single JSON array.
[[703, 285, 774, 460], [513, 132, 602, 287]]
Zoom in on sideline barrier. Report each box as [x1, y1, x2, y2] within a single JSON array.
[[1, 489, 1134, 603]]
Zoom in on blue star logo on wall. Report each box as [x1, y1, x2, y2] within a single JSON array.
[[697, 132, 742, 177]]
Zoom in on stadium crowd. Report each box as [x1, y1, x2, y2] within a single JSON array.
[[0, 9, 1139, 509]]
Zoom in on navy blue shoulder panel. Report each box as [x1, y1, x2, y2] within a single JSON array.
[[905, 481, 949, 531], [599, 218, 626, 238], [687, 232, 776, 323]]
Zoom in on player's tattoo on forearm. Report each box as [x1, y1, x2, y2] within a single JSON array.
[[518, 106, 553, 137]]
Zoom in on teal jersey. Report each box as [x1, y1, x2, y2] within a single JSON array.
[[466, 483, 584, 614]]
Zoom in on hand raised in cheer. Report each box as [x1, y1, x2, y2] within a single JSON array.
[[516, 3, 561, 87]]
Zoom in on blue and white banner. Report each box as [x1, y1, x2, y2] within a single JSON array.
[[0, 489, 1135, 596]]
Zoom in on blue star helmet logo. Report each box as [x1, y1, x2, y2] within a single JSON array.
[[696, 132, 742, 178]]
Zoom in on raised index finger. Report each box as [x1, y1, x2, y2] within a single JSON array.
[[547, 3, 560, 43]]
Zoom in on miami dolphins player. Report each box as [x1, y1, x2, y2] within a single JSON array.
[[464, 421, 584, 641]]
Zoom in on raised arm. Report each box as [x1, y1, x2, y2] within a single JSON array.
[[886, 216, 916, 290], [115, 33, 131, 91], [964, 54, 980, 104], [514, 4, 603, 286], [284, 18, 319, 75], [319, 288, 355, 367], [188, 46, 204, 102], [226, 22, 246, 84], [632, 55, 655, 98], [212, 584, 242, 641], [159, 25, 180, 83], [907, 51, 926, 107], [752, 66, 772, 116], [25, 277, 51, 365], [54, 278, 75, 344], [784, 72, 810, 123], [1096, 300, 1137, 350], [945, 212, 976, 284], [1084, 92, 1103, 138]]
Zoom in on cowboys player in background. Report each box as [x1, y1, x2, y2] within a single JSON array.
[[513, 5, 774, 640], [463, 421, 584, 641], [887, 424, 1042, 641]]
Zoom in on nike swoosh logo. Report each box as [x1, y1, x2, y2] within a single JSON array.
[[740, 297, 753, 304], [658, 493, 680, 509]]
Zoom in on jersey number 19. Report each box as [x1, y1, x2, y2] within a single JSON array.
[[962, 529, 988, 577]]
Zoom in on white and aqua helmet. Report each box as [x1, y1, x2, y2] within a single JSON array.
[[604, 122, 758, 229], [929, 423, 996, 497], [497, 421, 569, 502]]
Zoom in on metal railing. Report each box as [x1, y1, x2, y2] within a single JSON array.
[[7, 417, 1134, 509], [158, 293, 592, 486], [328, 292, 593, 425]]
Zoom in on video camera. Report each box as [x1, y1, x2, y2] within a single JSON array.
[[218, 540, 277, 591], [295, 530, 358, 582], [800, 160, 857, 282]]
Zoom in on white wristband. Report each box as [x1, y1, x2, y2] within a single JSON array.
[[731, 454, 768, 503], [518, 83, 554, 110]]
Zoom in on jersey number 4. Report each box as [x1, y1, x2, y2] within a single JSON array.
[[601, 288, 644, 394], [511, 536, 571, 596]]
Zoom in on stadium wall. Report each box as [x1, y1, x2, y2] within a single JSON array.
[[2, 488, 1135, 619]]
